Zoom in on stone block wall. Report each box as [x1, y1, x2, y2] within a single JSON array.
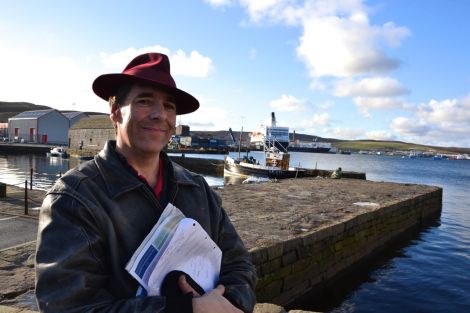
[[251, 187, 442, 306], [68, 129, 115, 151]]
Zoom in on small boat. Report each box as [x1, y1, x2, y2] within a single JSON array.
[[224, 138, 305, 179], [47, 147, 69, 158]]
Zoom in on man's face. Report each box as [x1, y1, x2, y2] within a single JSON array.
[[111, 84, 177, 159]]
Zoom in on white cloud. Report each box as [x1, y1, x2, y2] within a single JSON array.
[[300, 112, 330, 128], [249, 48, 257, 60], [382, 22, 411, 47], [99, 46, 214, 78], [354, 97, 406, 109], [219, 1, 409, 80], [296, 6, 409, 78], [315, 100, 333, 110], [0, 42, 214, 115], [0, 46, 103, 113], [270, 94, 308, 112], [99, 46, 171, 70], [365, 130, 396, 141], [354, 97, 408, 117], [171, 50, 214, 78], [390, 95, 470, 146], [326, 127, 365, 140], [417, 97, 470, 127], [296, 112, 331, 134], [182, 104, 229, 131], [204, 0, 235, 8], [390, 116, 429, 137], [239, 0, 292, 23], [334, 77, 409, 97], [333, 77, 409, 117]]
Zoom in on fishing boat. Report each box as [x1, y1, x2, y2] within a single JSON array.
[[224, 137, 305, 179], [47, 147, 69, 158]]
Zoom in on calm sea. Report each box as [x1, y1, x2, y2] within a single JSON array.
[[1, 151, 469, 312]]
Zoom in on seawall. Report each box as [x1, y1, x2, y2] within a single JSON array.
[[217, 178, 442, 307], [0, 143, 52, 154]]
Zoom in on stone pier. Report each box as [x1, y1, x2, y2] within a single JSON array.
[[218, 178, 442, 307], [0, 177, 442, 312]]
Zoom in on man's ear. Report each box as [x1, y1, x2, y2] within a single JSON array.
[[110, 104, 121, 124]]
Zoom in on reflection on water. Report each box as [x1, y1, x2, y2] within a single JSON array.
[[0, 154, 80, 190]]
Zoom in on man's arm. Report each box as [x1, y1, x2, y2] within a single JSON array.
[[215, 206, 257, 313], [35, 193, 174, 313]]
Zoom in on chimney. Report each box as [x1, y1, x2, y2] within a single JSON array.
[[271, 112, 276, 127]]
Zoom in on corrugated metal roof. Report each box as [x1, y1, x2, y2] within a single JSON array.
[[11, 109, 55, 119], [62, 111, 86, 119]]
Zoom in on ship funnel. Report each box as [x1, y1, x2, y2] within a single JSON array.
[[271, 112, 276, 127]]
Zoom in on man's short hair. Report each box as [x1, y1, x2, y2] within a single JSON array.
[[108, 84, 133, 109]]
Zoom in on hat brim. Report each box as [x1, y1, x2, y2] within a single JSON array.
[[92, 73, 199, 115]]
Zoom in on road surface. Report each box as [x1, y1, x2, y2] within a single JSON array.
[[0, 213, 38, 250]]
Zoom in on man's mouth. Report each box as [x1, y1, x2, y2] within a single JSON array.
[[142, 126, 169, 132]]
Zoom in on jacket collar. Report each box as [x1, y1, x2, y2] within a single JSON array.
[[95, 141, 199, 199]]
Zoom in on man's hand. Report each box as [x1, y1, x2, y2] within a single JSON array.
[[178, 275, 243, 313]]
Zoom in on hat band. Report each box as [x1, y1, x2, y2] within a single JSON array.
[[123, 67, 177, 89]]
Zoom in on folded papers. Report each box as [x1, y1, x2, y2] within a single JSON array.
[[126, 203, 222, 296]]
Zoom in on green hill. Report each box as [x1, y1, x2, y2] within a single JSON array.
[[332, 140, 470, 155], [192, 131, 469, 155], [0, 101, 107, 123], [0, 101, 52, 122]]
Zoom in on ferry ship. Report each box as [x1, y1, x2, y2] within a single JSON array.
[[250, 112, 289, 151], [288, 138, 332, 153]]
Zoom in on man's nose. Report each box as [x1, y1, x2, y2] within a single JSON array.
[[148, 101, 167, 119]]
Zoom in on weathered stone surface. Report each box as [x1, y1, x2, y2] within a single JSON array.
[[0, 305, 37, 313], [218, 178, 440, 252], [0, 242, 36, 311], [254, 303, 287, 313]]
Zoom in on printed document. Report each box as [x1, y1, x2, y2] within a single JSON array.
[[126, 203, 222, 296]]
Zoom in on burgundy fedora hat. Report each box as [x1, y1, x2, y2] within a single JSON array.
[[92, 53, 199, 115]]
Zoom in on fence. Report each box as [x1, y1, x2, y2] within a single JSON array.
[[0, 167, 56, 217]]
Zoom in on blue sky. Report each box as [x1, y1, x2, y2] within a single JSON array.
[[1, 0, 469, 147]]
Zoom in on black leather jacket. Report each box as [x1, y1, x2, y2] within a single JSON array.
[[35, 141, 257, 312]]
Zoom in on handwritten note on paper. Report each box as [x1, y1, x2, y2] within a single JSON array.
[[147, 218, 222, 296]]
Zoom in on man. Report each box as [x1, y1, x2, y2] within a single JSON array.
[[35, 53, 257, 313]]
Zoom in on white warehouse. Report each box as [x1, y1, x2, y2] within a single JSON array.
[[8, 109, 69, 145]]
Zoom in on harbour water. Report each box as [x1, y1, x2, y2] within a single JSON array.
[[0, 151, 469, 312]]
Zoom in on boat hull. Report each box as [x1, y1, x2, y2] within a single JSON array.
[[224, 156, 304, 179]]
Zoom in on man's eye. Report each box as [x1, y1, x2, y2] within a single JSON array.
[[165, 102, 176, 111], [137, 99, 151, 105]]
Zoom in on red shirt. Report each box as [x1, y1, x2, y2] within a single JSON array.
[[136, 158, 164, 200]]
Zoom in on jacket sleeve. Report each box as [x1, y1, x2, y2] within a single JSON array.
[[35, 192, 176, 313], [208, 188, 258, 313]]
